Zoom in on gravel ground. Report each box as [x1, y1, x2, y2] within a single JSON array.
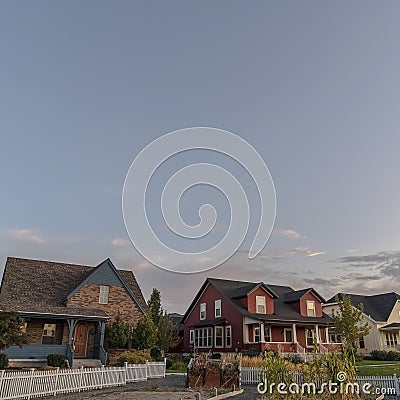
[[43, 375, 260, 400]]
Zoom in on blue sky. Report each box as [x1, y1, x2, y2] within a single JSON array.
[[1, 1, 400, 313]]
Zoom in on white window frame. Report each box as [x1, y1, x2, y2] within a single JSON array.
[[200, 303, 206, 320], [99, 285, 110, 304], [283, 328, 293, 343], [195, 327, 213, 348], [225, 326, 232, 348], [264, 326, 271, 342], [256, 296, 266, 314], [306, 300, 316, 317], [215, 299, 222, 318], [189, 329, 194, 344], [254, 326, 261, 343], [215, 326, 224, 348], [306, 327, 315, 347]]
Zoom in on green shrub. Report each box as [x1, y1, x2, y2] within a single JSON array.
[[166, 358, 173, 369], [118, 350, 150, 366], [370, 350, 400, 361], [0, 353, 9, 369], [169, 360, 187, 372], [47, 354, 65, 368], [150, 347, 162, 361], [105, 316, 130, 349]]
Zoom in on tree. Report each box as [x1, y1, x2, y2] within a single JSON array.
[[330, 294, 370, 355], [132, 315, 158, 350], [148, 288, 163, 326], [0, 307, 28, 351], [157, 314, 181, 356], [105, 315, 129, 348]]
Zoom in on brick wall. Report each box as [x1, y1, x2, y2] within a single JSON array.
[[67, 283, 143, 326]]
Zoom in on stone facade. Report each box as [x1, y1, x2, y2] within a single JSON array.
[[67, 283, 143, 327]]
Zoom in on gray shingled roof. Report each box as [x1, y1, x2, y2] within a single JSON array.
[[0, 257, 147, 318], [326, 292, 400, 322]]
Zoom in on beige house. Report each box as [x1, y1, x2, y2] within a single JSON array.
[[323, 292, 400, 354]]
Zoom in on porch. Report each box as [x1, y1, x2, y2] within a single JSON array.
[[4, 312, 109, 367], [243, 318, 342, 359]]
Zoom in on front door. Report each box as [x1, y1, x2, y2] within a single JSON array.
[[74, 323, 89, 357]]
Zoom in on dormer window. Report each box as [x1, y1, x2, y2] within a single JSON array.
[[256, 296, 266, 314], [215, 299, 221, 318], [200, 303, 206, 320], [307, 300, 316, 317], [99, 285, 110, 304]]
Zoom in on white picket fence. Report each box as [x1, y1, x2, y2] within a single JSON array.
[[0, 360, 166, 400], [241, 367, 400, 396]]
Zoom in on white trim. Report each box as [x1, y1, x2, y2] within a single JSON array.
[[225, 326, 232, 348], [200, 303, 206, 320], [214, 326, 224, 348], [283, 328, 293, 343], [256, 296, 266, 314], [215, 299, 222, 318]]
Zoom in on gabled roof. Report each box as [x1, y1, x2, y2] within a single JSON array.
[[182, 277, 331, 324], [283, 288, 326, 303], [325, 292, 400, 322], [0, 257, 147, 318]]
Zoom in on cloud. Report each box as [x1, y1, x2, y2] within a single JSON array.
[[276, 229, 303, 239], [111, 238, 129, 246], [9, 229, 45, 244], [307, 251, 326, 257]]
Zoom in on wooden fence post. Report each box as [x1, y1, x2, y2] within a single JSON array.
[[78, 366, 84, 392], [53, 367, 60, 396], [124, 362, 128, 384], [27, 368, 35, 400], [393, 374, 400, 397], [0, 370, 4, 398], [164, 358, 167, 378], [100, 365, 105, 389]]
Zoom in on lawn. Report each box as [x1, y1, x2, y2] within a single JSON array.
[[356, 360, 400, 376]]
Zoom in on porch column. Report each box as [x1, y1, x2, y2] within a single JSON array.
[[67, 319, 78, 346], [260, 323, 265, 343], [315, 324, 320, 343], [325, 327, 329, 343], [99, 321, 106, 347], [292, 323, 297, 343]]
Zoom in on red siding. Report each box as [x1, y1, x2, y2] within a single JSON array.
[[299, 292, 323, 317], [247, 287, 274, 314], [183, 282, 244, 352]]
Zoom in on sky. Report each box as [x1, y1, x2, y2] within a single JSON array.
[[1, 1, 400, 314]]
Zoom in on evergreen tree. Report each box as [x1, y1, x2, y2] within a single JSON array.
[[0, 307, 28, 351]]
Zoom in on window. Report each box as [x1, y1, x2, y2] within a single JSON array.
[[306, 300, 316, 317], [99, 285, 110, 304], [42, 323, 56, 344], [200, 303, 206, 320], [386, 332, 398, 347], [215, 299, 222, 318], [264, 326, 271, 342], [254, 326, 261, 342], [328, 327, 341, 343], [226, 326, 232, 348], [256, 296, 266, 314], [306, 328, 315, 347], [215, 326, 224, 347], [359, 337, 365, 349], [284, 328, 292, 343], [189, 329, 194, 344], [195, 328, 213, 348]]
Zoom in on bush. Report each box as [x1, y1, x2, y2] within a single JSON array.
[[370, 350, 400, 361], [118, 350, 150, 366], [241, 349, 260, 358], [150, 347, 163, 361], [47, 354, 66, 368], [0, 353, 9, 369], [169, 361, 187, 372], [106, 316, 130, 349], [210, 353, 221, 359]]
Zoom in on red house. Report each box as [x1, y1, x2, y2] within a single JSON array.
[[182, 278, 340, 357]]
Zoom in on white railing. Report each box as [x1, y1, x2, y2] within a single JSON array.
[[0, 360, 166, 399]]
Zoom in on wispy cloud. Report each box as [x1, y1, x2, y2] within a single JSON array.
[[276, 229, 303, 239], [111, 238, 129, 247], [307, 251, 326, 257], [9, 229, 46, 244]]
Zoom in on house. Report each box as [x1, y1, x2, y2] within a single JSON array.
[[0, 257, 147, 367], [181, 278, 341, 357], [323, 292, 400, 354]]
